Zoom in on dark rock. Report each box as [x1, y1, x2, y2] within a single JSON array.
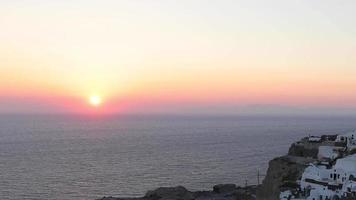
[[97, 185, 256, 200], [234, 186, 257, 200], [257, 155, 315, 200], [287, 135, 337, 158], [288, 141, 319, 158], [213, 184, 236, 194], [144, 186, 193, 200]]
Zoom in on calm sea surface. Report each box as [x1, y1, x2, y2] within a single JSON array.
[[1, 115, 356, 200]]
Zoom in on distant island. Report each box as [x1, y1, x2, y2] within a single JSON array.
[[99, 131, 356, 200]]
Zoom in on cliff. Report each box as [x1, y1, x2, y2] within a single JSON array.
[[256, 156, 314, 200], [257, 135, 337, 199]]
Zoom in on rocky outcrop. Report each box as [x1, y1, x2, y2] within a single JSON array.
[[288, 141, 319, 158], [288, 137, 334, 158], [98, 185, 257, 200], [257, 135, 338, 199], [257, 156, 315, 200], [145, 186, 193, 200], [213, 184, 236, 194]]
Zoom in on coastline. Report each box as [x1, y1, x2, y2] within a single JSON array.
[[97, 134, 315, 200], [98, 184, 258, 200], [98, 131, 356, 200]]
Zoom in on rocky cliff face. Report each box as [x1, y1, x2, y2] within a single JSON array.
[[257, 136, 335, 200], [287, 137, 333, 158], [257, 156, 314, 200]]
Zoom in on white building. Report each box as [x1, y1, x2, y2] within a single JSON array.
[[336, 131, 356, 150], [317, 146, 342, 161], [281, 131, 356, 200]]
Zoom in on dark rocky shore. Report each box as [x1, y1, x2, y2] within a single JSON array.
[[99, 184, 257, 200], [98, 135, 326, 200]]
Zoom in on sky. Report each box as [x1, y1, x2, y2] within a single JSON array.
[[0, 0, 356, 115]]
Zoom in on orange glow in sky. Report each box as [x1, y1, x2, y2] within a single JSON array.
[[1, 1, 356, 115]]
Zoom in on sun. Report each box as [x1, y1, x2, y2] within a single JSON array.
[[89, 95, 102, 107]]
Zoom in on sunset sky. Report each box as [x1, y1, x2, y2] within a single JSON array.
[[1, 0, 356, 115]]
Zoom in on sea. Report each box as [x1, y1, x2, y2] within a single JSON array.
[[1, 114, 356, 200]]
